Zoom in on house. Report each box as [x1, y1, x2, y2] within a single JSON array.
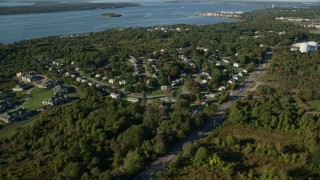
[[42, 94, 69, 106], [171, 81, 177, 87], [218, 86, 226, 91], [75, 67, 81, 71], [52, 85, 69, 95], [119, 80, 127, 86], [161, 86, 171, 91], [65, 72, 71, 77], [81, 79, 87, 83], [76, 77, 82, 82], [38, 79, 59, 89], [238, 72, 243, 77], [16, 72, 23, 78], [222, 59, 230, 64], [201, 79, 208, 84], [232, 76, 239, 80], [205, 93, 217, 99], [22, 74, 38, 83], [0, 100, 14, 112], [12, 84, 28, 92], [233, 63, 240, 68], [127, 97, 140, 103], [95, 74, 101, 78], [109, 79, 115, 84], [228, 79, 236, 84], [96, 84, 102, 88], [243, 69, 248, 73], [148, 58, 156, 63], [0, 108, 29, 123], [110, 93, 120, 99], [88, 82, 95, 87], [160, 97, 177, 102]]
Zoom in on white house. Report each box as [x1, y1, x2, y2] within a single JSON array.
[[127, 97, 140, 103], [222, 59, 230, 64], [109, 79, 115, 84], [110, 93, 120, 99], [81, 79, 87, 83], [161, 86, 171, 91], [218, 86, 226, 91], [119, 80, 127, 86], [201, 79, 208, 84], [233, 63, 240, 68], [228, 79, 236, 84], [76, 77, 82, 82], [205, 93, 217, 99], [160, 97, 177, 102], [65, 72, 71, 77]]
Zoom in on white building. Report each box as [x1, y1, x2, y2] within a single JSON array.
[[161, 86, 171, 91], [300, 41, 318, 53], [218, 86, 226, 91], [119, 80, 127, 86], [300, 42, 309, 53], [110, 93, 120, 99], [127, 97, 140, 103], [109, 79, 115, 84], [233, 63, 240, 68], [205, 93, 217, 99]]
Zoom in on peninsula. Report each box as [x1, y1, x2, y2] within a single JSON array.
[[0, 2, 140, 15]]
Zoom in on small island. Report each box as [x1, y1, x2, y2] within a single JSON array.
[[101, 13, 122, 18]]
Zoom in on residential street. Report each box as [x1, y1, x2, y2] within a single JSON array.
[[134, 51, 272, 180]]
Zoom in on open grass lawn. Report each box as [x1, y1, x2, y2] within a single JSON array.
[[24, 88, 53, 111], [308, 100, 320, 111], [309, 100, 320, 110]]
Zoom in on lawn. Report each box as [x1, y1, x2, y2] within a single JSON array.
[[24, 88, 53, 111], [308, 100, 320, 111]]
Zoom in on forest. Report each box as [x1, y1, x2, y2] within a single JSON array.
[[0, 7, 320, 179]]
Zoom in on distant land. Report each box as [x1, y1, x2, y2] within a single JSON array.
[[0, 2, 140, 15]]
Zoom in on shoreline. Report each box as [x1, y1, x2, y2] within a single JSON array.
[[0, 2, 140, 16]]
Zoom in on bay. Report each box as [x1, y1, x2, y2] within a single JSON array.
[[0, 1, 318, 44]]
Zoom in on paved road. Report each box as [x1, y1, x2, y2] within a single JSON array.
[[134, 51, 272, 180]]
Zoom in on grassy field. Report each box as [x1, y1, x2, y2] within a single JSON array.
[[24, 88, 53, 111], [308, 100, 320, 111]]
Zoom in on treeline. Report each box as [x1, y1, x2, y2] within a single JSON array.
[[0, 95, 207, 179], [0, 3, 140, 15], [243, 7, 320, 20], [162, 91, 320, 179], [267, 48, 320, 100]]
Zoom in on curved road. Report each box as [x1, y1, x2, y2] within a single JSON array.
[[134, 51, 272, 180]]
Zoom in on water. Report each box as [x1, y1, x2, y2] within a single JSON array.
[[0, 1, 318, 44]]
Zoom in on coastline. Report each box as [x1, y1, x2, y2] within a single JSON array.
[[0, 3, 140, 15]]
